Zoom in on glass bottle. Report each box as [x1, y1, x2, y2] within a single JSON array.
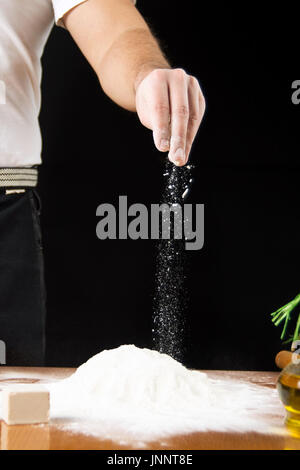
[[277, 360, 300, 428]]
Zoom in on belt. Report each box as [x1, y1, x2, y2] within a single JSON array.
[[0, 189, 26, 195], [0, 167, 38, 188]]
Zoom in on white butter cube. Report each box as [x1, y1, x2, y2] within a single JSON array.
[[2, 384, 49, 425]]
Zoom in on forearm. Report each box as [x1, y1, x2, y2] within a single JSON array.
[[64, 0, 170, 111], [97, 27, 171, 111]]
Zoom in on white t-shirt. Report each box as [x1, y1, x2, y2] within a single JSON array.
[[0, 0, 135, 168]]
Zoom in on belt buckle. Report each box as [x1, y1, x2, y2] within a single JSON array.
[[5, 189, 26, 195]]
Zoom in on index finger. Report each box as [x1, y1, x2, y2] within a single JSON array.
[[167, 69, 189, 166], [149, 71, 171, 152]]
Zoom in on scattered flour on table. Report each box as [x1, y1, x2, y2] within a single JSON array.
[[45, 345, 284, 442]]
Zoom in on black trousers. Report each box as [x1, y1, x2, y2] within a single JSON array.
[[0, 189, 46, 366]]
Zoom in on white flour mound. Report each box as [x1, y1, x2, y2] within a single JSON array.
[[48, 345, 282, 441]]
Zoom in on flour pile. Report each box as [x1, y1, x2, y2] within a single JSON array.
[[47, 345, 282, 441]]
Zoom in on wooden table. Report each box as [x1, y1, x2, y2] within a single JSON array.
[[0, 367, 299, 450]]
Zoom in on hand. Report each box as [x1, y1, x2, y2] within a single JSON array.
[[135, 68, 206, 166]]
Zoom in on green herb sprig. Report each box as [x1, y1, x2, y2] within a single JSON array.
[[271, 292, 300, 343]]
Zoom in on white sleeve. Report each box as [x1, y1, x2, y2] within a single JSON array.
[[52, 0, 137, 29]]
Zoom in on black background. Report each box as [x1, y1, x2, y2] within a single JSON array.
[[39, 1, 300, 370]]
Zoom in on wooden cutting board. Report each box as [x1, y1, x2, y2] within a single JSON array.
[[0, 367, 299, 450]]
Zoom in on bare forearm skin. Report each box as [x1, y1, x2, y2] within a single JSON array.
[[97, 28, 171, 111], [64, 0, 170, 111]]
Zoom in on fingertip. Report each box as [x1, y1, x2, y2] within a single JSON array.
[[168, 154, 184, 167], [183, 154, 190, 166], [159, 138, 170, 152], [169, 147, 186, 166], [153, 130, 170, 152]]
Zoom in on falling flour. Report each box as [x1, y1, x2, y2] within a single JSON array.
[[45, 345, 283, 443], [152, 161, 193, 361]]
